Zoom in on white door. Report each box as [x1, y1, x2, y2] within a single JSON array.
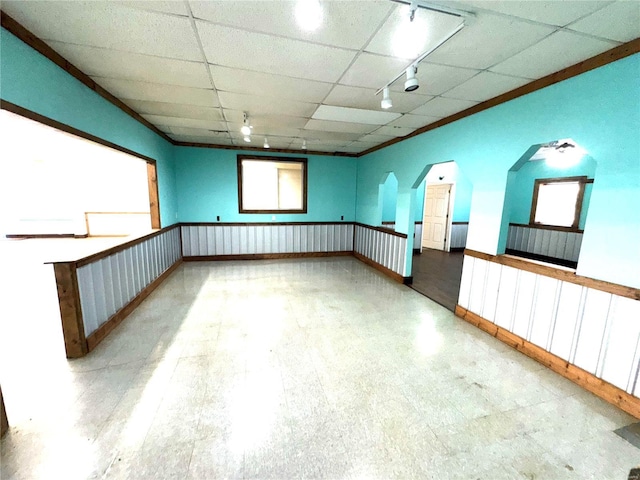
[[422, 184, 451, 250]]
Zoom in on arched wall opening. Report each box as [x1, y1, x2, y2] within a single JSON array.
[[408, 161, 473, 311], [497, 139, 596, 269]]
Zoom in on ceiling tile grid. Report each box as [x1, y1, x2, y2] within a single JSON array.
[[1, 0, 636, 154]]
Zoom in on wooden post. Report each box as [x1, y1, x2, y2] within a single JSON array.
[[1, 385, 8, 437], [147, 162, 161, 229], [53, 263, 88, 358]]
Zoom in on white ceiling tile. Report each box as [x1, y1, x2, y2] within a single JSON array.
[[391, 62, 481, 96], [210, 66, 332, 104], [339, 53, 409, 89], [262, 139, 295, 149], [457, 1, 612, 27], [386, 114, 441, 129], [312, 105, 401, 125], [218, 92, 317, 118], [304, 119, 379, 135], [119, 1, 189, 16], [410, 97, 479, 117], [124, 100, 223, 121], [358, 133, 396, 143], [47, 41, 211, 88], [226, 123, 302, 138], [231, 133, 297, 147], [2, 1, 202, 61], [366, 3, 464, 60], [300, 129, 364, 142], [170, 135, 236, 145], [167, 127, 229, 137], [224, 111, 310, 129], [371, 125, 415, 137], [568, 1, 640, 43], [426, 13, 556, 70], [142, 115, 226, 130], [323, 85, 433, 114], [190, 1, 393, 50], [490, 30, 618, 79], [443, 71, 532, 102], [340, 141, 380, 153], [196, 21, 357, 83], [91, 77, 218, 107]]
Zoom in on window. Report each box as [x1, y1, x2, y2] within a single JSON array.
[[530, 176, 589, 229], [237, 155, 307, 213]]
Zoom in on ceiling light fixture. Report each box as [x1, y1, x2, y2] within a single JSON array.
[[381, 87, 393, 109], [243, 135, 251, 143], [404, 66, 419, 92], [241, 112, 252, 136], [375, 3, 472, 110], [408, 0, 420, 21], [264, 137, 270, 149], [545, 139, 586, 168], [295, 0, 323, 31], [302, 139, 307, 150]]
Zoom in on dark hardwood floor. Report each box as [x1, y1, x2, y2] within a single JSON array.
[[410, 249, 464, 312]]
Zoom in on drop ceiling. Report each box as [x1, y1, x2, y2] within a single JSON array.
[[1, 0, 638, 154]]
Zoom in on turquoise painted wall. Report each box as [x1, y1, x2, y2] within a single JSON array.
[[506, 156, 596, 229], [0, 28, 178, 226], [356, 54, 640, 288], [175, 147, 357, 223], [452, 176, 473, 223], [381, 173, 398, 223]]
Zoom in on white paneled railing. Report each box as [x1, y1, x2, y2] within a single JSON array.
[[76, 227, 182, 338], [354, 223, 407, 278], [506, 223, 583, 264], [52, 225, 183, 357], [181, 223, 354, 257], [458, 252, 640, 398]]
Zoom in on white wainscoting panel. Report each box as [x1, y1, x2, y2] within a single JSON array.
[[181, 223, 354, 257], [354, 224, 407, 277], [450, 223, 468, 250], [507, 224, 582, 263], [548, 282, 584, 362], [573, 289, 612, 375], [458, 254, 640, 397], [494, 265, 519, 330], [76, 227, 182, 337]]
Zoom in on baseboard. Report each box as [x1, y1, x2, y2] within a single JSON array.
[[454, 305, 640, 419], [450, 247, 465, 252], [85, 259, 183, 352], [183, 251, 353, 262], [505, 248, 577, 269]]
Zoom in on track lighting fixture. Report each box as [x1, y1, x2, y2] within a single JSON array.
[[374, 15, 470, 110], [404, 66, 419, 92], [302, 139, 307, 150], [381, 87, 393, 109], [264, 137, 270, 149], [241, 112, 252, 136]]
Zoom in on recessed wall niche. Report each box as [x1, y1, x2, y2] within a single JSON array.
[[499, 139, 597, 268], [378, 172, 398, 228]]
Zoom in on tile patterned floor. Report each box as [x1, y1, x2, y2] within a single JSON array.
[[1, 257, 638, 479]]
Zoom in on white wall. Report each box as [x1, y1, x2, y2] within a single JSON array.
[[0, 110, 150, 236]]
